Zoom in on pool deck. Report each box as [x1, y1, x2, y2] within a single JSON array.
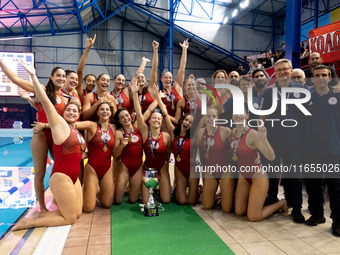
[[1, 161, 340, 255]]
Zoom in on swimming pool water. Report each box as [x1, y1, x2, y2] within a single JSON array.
[[0, 136, 51, 240]]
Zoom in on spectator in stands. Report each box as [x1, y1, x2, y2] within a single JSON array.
[[301, 42, 309, 67], [292, 68, 306, 87], [247, 62, 255, 75], [261, 50, 273, 69], [281, 41, 286, 58], [304, 52, 339, 87], [252, 69, 269, 99], [237, 64, 247, 76], [229, 71, 240, 85], [274, 49, 284, 63], [253, 60, 262, 69]]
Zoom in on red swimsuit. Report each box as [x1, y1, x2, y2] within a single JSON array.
[[199, 127, 229, 178], [121, 128, 143, 177], [80, 89, 87, 104], [139, 90, 154, 114], [61, 88, 81, 105], [232, 128, 260, 184], [110, 90, 133, 114], [172, 136, 191, 178], [87, 124, 115, 179], [143, 132, 167, 170], [37, 93, 66, 146], [161, 87, 182, 117], [51, 126, 86, 184]]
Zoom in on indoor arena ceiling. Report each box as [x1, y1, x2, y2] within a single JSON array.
[[0, 0, 337, 69]]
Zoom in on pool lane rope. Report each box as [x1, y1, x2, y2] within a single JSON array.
[[0, 155, 53, 204], [0, 173, 34, 204]]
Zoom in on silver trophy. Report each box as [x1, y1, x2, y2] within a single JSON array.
[[142, 168, 159, 217]]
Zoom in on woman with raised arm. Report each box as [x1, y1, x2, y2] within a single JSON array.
[[0, 59, 69, 215], [82, 73, 117, 121], [231, 112, 288, 221], [136, 41, 159, 114], [13, 60, 85, 230], [194, 107, 234, 212], [160, 39, 189, 123], [154, 85, 198, 204], [76, 34, 97, 103], [130, 79, 172, 204], [174, 74, 202, 122]]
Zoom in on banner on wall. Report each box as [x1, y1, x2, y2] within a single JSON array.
[[309, 20, 340, 63], [0, 104, 36, 128]]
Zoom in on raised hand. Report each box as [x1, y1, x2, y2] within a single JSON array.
[[150, 83, 159, 98], [188, 74, 195, 80], [86, 34, 96, 49], [18, 59, 35, 76], [121, 137, 129, 147], [142, 56, 151, 62], [179, 39, 189, 49], [257, 120, 267, 139], [19, 91, 31, 100], [130, 78, 138, 93], [152, 40, 159, 49]]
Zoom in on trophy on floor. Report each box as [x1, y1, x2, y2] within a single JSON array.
[[142, 168, 159, 217]]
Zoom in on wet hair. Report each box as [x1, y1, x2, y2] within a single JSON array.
[[64, 100, 82, 113], [313, 65, 331, 76], [46, 67, 65, 105], [97, 73, 110, 81], [174, 113, 193, 139], [114, 73, 125, 80], [96, 101, 113, 116], [84, 74, 96, 81], [161, 70, 172, 78], [65, 70, 77, 77], [113, 107, 129, 130]]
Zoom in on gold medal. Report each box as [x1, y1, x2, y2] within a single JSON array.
[[176, 155, 181, 162], [81, 144, 84, 151], [205, 152, 209, 159], [232, 154, 238, 162], [103, 146, 108, 152], [128, 136, 132, 142], [118, 104, 122, 109], [171, 105, 175, 110]]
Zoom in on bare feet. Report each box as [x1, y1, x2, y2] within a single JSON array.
[[38, 208, 49, 218], [279, 198, 288, 215], [12, 217, 31, 231]]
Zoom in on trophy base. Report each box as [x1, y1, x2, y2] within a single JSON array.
[[143, 205, 159, 217]]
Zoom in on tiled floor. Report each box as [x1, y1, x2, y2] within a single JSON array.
[[192, 187, 340, 255], [62, 207, 111, 255], [60, 185, 340, 255]]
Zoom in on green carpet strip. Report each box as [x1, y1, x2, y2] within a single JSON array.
[[111, 200, 234, 255]]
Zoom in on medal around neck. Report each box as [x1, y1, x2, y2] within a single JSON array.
[[142, 169, 159, 217]]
